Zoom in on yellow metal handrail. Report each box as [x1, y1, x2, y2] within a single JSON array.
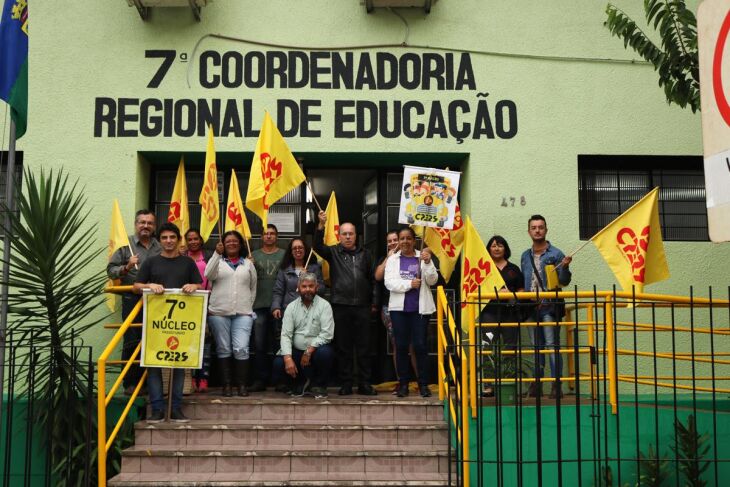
[[436, 286, 470, 487], [439, 287, 730, 486], [98, 285, 146, 487]]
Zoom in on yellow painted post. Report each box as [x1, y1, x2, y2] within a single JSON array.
[[461, 350, 470, 487], [468, 304, 477, 417], [437, 287, 445, 401], [97, 356, 106, 486], [605, 300, 618, 414], [566, 308, 575, 391], [586, 304, 597, 399]]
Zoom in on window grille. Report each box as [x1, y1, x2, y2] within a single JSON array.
[[578, 155, 708, 241]]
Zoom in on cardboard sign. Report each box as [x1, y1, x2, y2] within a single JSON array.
[[398, 166, 461, 230], [698, 0, 730, 241], [141, 290, 209, 369]]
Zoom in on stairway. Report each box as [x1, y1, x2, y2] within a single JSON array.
[[108, 390, 455, 486]]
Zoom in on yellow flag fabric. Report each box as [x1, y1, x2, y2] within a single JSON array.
[[106, 199, 131, 311], [167, 157, 189, 241], [199, 126, 220, 242], [324, 191, 340, 246], [424, 203, 465, 281], [225, 169, 252, 239], [246, 112, 306, 228], [461, 216, 505, 309], [591, 187, 669, 293], [313, 250, 330, 283]]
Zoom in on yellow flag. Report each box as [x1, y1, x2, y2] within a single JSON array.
[[246, 112, 306, 228], [106, 199, 131, 311], [199, 126, 220, 242], [225, 169, 252, 239], [313, 250, 330, 283], [324, 191, 340, 246], [424, 203, 465, 281], [591, 187, 669, 293], [167, 157, 189, 241], [461, 216, 505, 310]]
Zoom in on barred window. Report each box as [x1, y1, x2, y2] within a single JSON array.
[[578, 155, 708, 242], [0, 153, 23, 238]]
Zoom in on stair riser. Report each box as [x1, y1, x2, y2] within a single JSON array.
[[181, 403, 443, 423], [122, 455, 453, 475], [136, 427, 449, 448]]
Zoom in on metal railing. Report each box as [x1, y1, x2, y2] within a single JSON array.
[[436, 286, 730, 487], [97, 285, 146, 487], [0, 331, 94, 486]]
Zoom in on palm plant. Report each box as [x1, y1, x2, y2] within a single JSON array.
[[1, 168, 109, 485], [604, 1, 699, 112]]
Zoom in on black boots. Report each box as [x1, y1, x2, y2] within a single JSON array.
[[234, 359, 250, 397], [218, 358, 233, 397]]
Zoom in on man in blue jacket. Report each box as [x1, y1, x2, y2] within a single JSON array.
[[520, 215, 572, 399]]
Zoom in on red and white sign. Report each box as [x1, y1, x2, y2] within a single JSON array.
[[698, 0, 730, 242]]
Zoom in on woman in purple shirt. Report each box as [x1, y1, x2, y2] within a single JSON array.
[[384, 227, 438, 398]]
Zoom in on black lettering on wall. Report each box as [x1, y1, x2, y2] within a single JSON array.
[[267, 51, 288, 89], [199, 51, 220, 89], [495, 100, 518, 139], [300, 99, 321, 137], [118, 98, 139, 137], [332, 52, 353, 89], [334, 100, 355, 138], [140, 98, 163, 137], [310, 52, 331, 89], [94, 97, 116, 137]]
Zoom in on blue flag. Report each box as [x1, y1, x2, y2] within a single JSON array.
[[0, 0, 28, 138]]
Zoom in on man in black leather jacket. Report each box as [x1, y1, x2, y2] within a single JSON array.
[[314, 210, 378, 396]]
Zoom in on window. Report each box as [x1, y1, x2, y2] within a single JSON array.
[[578, 155, 708, 241], [0, 152, 23, 238]]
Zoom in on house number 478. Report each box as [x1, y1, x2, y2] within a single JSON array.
[[501, 196, 526, 207]]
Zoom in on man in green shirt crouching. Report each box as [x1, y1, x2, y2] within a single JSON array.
[[272, 272, 334, 399]]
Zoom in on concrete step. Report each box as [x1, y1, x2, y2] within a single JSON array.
[[177, 395, 444, 424], [118, 447, 452, 476], [109, 471, 456, 486], [136, 421, 449, 448]]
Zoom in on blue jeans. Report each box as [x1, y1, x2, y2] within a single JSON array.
[[208, 314, 254, 360], [272, 344, 334, 388], [147, 367, 185, 412], [390, 311, 429, 387], [527, 308, 562, 379]]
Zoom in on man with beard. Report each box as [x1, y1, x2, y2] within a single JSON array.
[[272, 273, 335, 399], [520, 215, 572, 399], [107, 209, 161, 395], [133, 222, 203, 422]]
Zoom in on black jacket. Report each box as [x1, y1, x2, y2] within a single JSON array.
[[314, 229, 375, 307]]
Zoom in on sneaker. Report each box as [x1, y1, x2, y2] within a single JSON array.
[[197, 378, 208, 393], [311, 387, 328, 399], [357, 384, 378, 396], [290, 378, 311, 397], [419, 384, 432, 398], [396, 384, 409, 398], [147, 410, 165, 423], [338, 385, 353, 396], [170, 409, 190, 423]]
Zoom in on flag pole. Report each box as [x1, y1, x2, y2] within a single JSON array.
[[127, 243, 138, 270], [305, 180, 323, 213], [304, 248, 313, 269], [0, 120, 18, 435]]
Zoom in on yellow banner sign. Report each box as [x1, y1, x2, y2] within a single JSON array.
[[141, 291, 209, 368]]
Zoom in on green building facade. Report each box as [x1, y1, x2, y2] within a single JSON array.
[[18, 0, 726, 359]]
